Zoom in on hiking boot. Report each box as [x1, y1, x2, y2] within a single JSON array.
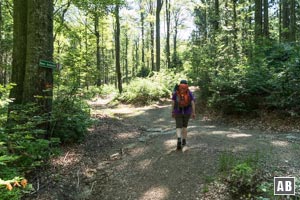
[[182, 139, 186, 146], [177, 139, 182, 150]]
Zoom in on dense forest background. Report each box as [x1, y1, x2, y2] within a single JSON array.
[[0, 0, 299, 199]]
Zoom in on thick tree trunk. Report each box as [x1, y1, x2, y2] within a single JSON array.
[[10, 0, 28, 104], [22, 0, 54, 115]]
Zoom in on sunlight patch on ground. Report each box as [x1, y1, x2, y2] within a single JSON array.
[[139, 186, 169, 200], [129, 146, 148, 158], [52, 150, 82, 167], [271, 140, 289, 147], [164, 139, 177, 150], [226, 133, 252, 138], [116, 131, 140, 139], [232, 145, 248, 152], [201, 125, 217, 129], [211, 130, 229, 135], [137, 159, 152, 170]]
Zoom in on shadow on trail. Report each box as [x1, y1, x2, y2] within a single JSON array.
[[88, 102, 300, 200], [25, 100, 300, 200]]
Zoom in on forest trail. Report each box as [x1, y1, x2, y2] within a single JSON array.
[[26, 95, 300, 200]]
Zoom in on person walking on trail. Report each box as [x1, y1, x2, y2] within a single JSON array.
[[171, 80, 196, 150]]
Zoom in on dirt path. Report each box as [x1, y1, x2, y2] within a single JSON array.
[[25, 97, 300, 200]]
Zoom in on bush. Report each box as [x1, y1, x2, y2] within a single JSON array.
[[118, 78, 169, 105], [118, 69, 189, 105], [51, 92, 92, 143]]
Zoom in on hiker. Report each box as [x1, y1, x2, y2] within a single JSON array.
[[171, 80, 196, 150]]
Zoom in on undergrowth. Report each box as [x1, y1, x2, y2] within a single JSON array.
[[117, 69, 188, 105]]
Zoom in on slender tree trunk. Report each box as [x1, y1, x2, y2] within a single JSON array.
[[0, 1, 3, 85], [140, 0, 145, 67], [125, 33, 128, 83], [254, 0, 263, 43], [115, 4, 122, 93], [156, 0, 163, 71], [290, 0, 296, 41], [10, 0, 27, 104], [279, 0, 282, 42], [94, 13, 101, 86], [150, 21, 155, 71], [263, 0, 269, 39], [165, 0, 171, 69], [281, 0, 289, 41], [232, 0, 238, 59], [214, 0, 219, 31]]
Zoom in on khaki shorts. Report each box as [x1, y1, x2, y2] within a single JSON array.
[[175, 114, 191, 128]]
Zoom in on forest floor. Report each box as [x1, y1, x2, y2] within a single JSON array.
[[23, 91, 300, 200]]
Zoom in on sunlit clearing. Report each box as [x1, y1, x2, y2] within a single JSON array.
[[140, 186, 169, 200], [271, 140, 289, 147], [227, 133, 252, 138], [164, 139, 176, 150]]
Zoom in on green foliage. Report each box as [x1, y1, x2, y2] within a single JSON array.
[[5, 103, 60, 169], [218, 152, 266, 199], [193, 42, 300, 115], [118, 78, 169, 105], [117, 70, 187, 105], [51, 89, 92, 143]]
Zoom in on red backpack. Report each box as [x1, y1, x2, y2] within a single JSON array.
[[176, 84, 191, 108]]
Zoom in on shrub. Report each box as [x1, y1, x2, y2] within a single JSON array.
[[118, 69, 188, 105], [51, 92, 92, 143], [118, 78, 169, 105]]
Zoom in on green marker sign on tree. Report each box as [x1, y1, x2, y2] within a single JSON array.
[[39, 59, 56, 69]]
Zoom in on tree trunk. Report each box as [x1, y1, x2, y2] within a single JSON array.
[[140, 0, 145, 68], [155, 0, 163, 72], [125, 32, 128, 83], [232, 0, 237, 56], [281, 0, 289, 41], [10, 0, 28, 104], [165, 0, 171, 69], [150, 21, 155, 71], [115, 4, 122, 93], [214, 0, 219, 31], [263, 0, 269, 39], [22, 0, 54, 114], [289, 0, 296, 41], [254, 0, 263, 43], [0, 0, 3, 85], [94, 13, 101, 86]]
